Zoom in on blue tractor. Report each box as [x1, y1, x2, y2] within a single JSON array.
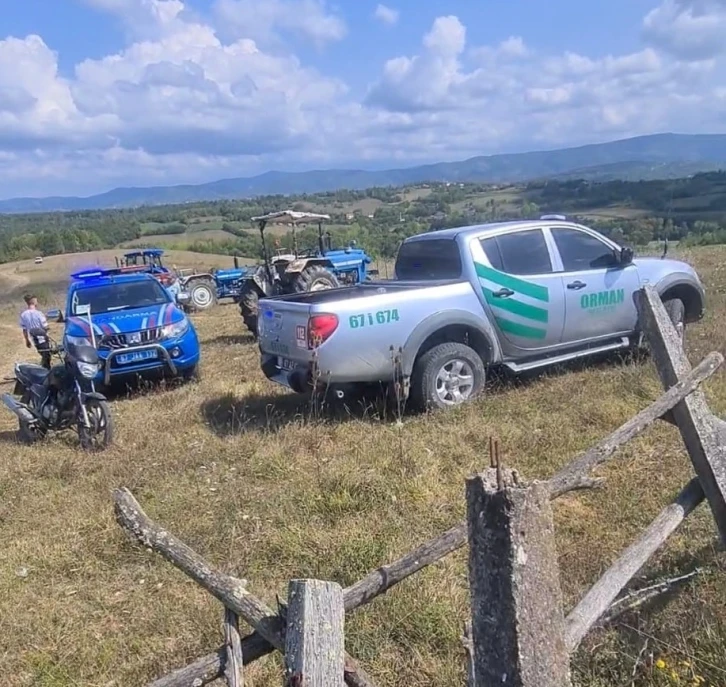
[[117, 248, 252, 311], [238, 210, 377, 336]]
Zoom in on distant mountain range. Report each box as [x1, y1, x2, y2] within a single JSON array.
[[2, 133, 726, 214]]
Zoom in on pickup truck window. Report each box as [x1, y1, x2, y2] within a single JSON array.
[[480, 229, 553, 276], [395, 238, 462, 280], [552, 227, 618, 271]]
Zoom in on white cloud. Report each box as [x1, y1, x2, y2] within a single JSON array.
[[643, 0, 726, 61], [80, 0, 190, 40], [212, 0, 347, 48], [374, 4, 399, 27], [1, 2, 726, 197], [366, 16, 466, 111]]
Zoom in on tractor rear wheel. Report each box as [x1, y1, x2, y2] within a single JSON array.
[[239, 281, 261, 337], [188, 279, 217, 311], [291, 265, 340, 294]]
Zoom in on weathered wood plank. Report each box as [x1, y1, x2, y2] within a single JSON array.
[[565, 477, 704, 651], [343, 520, 468, 611], [285, 580, 345, 687], [148, 346, 723, 687], [637, 285, 726, 543], [224, 609, 244, 687], [113, 489, 377, 687], [548, 351, 722, 498], [467, 473, 571, 687]]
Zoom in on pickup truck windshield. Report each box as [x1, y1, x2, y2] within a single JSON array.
[[71, 280, 169, 315], [395, 238, 462, 280]]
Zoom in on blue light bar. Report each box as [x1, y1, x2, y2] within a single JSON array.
[[71, 267, 123, 280]]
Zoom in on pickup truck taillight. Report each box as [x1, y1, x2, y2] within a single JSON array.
[[308, 314, 338, 349]]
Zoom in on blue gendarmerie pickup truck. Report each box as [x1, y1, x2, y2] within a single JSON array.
[[59, 267, 200, 386], [257, 216, 706, 410]]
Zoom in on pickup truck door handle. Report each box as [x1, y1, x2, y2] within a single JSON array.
[[492, 287, 515, 298], [567, 281, 587, 290]]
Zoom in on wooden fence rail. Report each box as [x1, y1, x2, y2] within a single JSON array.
[[114, 285, 725, 686]]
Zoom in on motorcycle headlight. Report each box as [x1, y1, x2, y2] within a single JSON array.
[[66, 335, 91, 347], [161, 318, 189, 340], [76, 361, 100, 379]]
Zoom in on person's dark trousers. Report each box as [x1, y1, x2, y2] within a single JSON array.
[[32, 335, 52, 370]]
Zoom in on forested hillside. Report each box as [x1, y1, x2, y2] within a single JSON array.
[[3, 171, 726, 264]]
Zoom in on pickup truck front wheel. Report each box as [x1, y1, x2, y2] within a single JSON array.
[[411, 342, 486, 411]]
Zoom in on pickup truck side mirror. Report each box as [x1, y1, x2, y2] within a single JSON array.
[[620, 247, 634, 265], [176, 292, 191, 305], [46, 308, 64, 323]]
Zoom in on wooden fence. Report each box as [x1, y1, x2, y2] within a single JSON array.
[[113, 285, 726, 686]]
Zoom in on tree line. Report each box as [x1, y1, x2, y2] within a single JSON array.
[[2, 172, 726, 264]]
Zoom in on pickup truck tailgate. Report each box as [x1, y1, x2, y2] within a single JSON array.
[[257, 299, 312, 363]]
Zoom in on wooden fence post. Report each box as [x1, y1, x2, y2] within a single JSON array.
[[637, 285, 726, 544], [285, 579, 345, 687], [466, 471, 571, 687]]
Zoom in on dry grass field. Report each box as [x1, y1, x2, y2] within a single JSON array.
[[1, 247, 726, 686]]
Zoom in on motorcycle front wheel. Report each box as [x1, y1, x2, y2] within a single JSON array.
[[77, 398, 113, 451]]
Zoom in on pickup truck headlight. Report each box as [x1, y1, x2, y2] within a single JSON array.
[[162, 319, 189, 340], [66, 335, 92, 347]]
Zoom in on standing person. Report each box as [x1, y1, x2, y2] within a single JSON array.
[[19, 293, 51, 369]]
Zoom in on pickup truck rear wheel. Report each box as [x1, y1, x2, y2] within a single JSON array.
[[664, 297, 686, 346], [411, 342, 486, 411]]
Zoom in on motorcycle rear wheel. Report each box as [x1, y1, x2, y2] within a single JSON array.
[[77, 398, 114, 451], [17, 391, 46, 444]]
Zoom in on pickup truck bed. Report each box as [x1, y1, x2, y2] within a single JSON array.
[[261, 280, 461, 304]]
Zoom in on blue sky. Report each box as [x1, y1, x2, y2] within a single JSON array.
[[0, 0, 724, 197]]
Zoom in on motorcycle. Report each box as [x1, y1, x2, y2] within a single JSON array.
[[2, 328, 113, 450]]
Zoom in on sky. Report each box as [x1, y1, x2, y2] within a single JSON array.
[[0, 0, 725, 198]]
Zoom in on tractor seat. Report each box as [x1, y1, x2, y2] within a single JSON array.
[[17, 363, 50, 385]]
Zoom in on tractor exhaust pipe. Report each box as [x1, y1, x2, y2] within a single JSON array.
[[1, 393, 36, 424]]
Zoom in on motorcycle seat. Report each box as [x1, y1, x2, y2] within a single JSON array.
[[17, 363, 50, 386]]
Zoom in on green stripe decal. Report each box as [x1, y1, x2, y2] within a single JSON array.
[[475, 263, 549, 303], [494, 317, 547, 340], [482, 288, 549, 323]]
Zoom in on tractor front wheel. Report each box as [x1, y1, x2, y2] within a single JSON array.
[[291, 265, 340, 294], [239, 282, 261, 337], [187, 279, 217, 311]]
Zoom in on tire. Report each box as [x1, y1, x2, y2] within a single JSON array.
[[290, 265, 340, 294], [181, 364, 200, 383], [188, 279, 217, 311], [410, 342, 486, 411], [664, 298, 686, 347], [17, 391, 45, 444], [239, 281, 261, 337], [77, 398, 113, 451]]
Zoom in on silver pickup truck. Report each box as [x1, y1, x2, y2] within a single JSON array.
[[257, 217, 705, 410]]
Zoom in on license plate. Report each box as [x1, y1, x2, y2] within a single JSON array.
[[278, 357, 296, 371], [117, 349, 158, 365], [267, 340, 289, 355]]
